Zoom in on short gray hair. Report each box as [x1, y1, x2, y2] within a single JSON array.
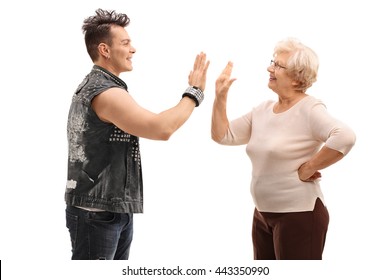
[[274, 38, 319, 92]]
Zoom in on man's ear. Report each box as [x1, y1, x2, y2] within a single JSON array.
[[98, 43, 110, 59]]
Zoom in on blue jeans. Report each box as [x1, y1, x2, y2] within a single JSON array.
[[65, 206, 133, 260]]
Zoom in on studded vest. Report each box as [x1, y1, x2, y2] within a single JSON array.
[[65, 65, 143, 213]]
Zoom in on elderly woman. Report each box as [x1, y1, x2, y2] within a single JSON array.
[[211, 38, 356, 260]]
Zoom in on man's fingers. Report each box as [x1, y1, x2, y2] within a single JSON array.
[[193, 52, 207, 70]]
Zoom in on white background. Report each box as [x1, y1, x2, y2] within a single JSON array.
[[1, 0, 389, 279]]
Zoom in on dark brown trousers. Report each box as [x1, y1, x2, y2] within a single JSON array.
[[252, 198, 329, 260]]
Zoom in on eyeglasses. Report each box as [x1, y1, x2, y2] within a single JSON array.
[[270, 60, 287, 70]]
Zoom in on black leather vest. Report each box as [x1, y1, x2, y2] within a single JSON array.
[[65, 65, 143, 213]]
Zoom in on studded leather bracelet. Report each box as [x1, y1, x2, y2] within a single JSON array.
[[182, 86, 204, 107]]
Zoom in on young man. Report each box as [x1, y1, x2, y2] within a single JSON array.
[[65, 9, 209, 260]]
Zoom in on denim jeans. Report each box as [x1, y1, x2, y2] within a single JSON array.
[[65, 206, 133, 260]]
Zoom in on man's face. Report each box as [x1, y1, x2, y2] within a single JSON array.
[[107, 25, 136, 75]]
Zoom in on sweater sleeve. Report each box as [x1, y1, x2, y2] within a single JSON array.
[[309, 101, 356, 155], [219, 111, 252, 146]]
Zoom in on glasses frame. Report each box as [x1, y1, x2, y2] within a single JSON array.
[[270, 60, 287, 70]]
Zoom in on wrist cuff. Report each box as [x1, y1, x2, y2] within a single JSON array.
[[182, 86, 204, 107]]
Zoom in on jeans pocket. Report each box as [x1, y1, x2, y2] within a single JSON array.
[[87, 211, 116, 224], [65, 210, 78, 252]]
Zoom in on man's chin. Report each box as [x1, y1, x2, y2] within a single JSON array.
[[121, 66, 133, 73]]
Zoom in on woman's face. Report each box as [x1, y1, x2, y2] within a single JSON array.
[[267, 52, 297, 94]]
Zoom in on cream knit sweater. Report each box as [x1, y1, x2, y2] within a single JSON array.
[[220, 96, 356, 212]]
